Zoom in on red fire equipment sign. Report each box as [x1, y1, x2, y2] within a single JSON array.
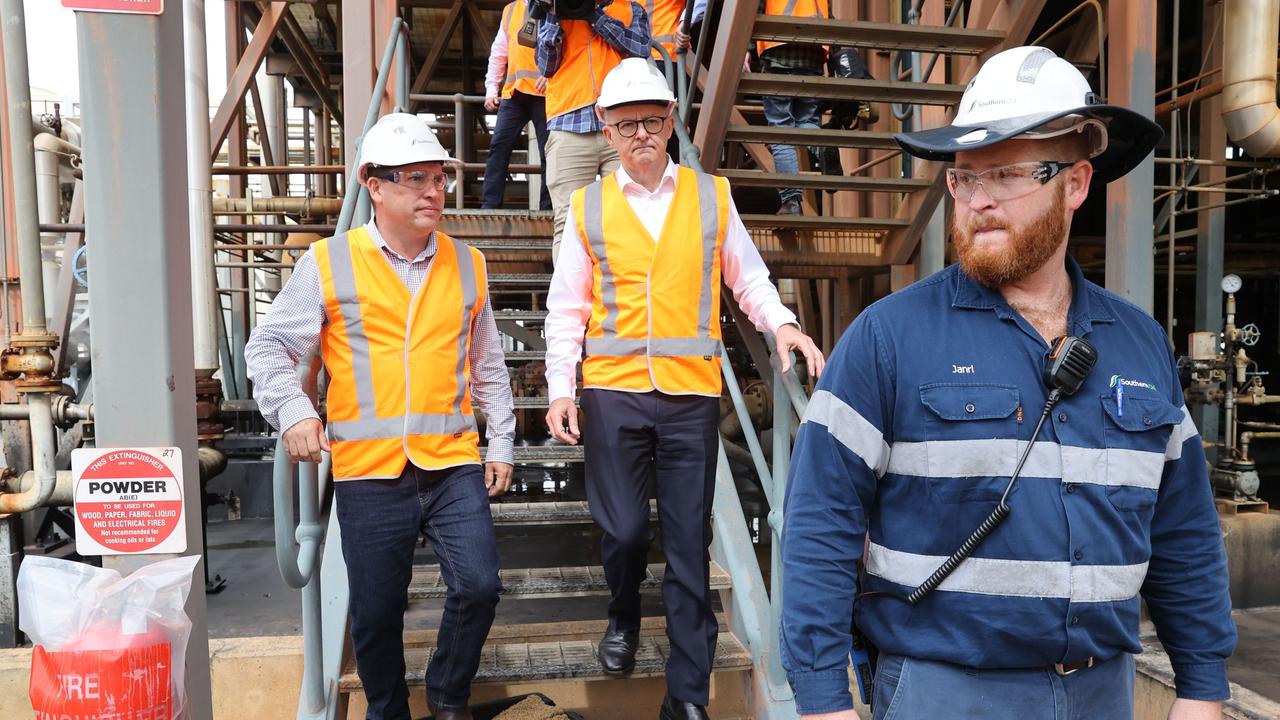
[[72, 448, 187, 556]]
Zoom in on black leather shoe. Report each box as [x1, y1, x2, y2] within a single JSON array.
[[659, 693, 709, 720], [597, 628, 640, 675], [430, 708, 473, 720]]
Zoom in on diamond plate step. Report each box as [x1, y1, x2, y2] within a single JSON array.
[[503, 350, 546, 362], [725, 125, 900, 150], [488, 273, 553, 285], [338, 632, 751, 691], [752, 14, 1005, 54], [719, 168, 930, 193], [487, 500, 655, 525], [480, 444, 583, 463], [738, 73, 966, 105], [408, 562, 729, 600], [494, 309, 549, 322]]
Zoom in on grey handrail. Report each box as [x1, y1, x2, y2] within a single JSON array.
[[273, 437, 331, 589]]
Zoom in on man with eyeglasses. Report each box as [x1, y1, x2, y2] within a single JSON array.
[[780, 47, 1235, 720], [245, 113, 515, 720], [543, 58, 825, 720]]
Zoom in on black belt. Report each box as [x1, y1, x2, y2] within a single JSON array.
[[1040, 657, 1095, 676]]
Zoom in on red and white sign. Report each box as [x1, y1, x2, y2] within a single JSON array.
[[61, 0, 164, 15], [72, 448, 186, 556]]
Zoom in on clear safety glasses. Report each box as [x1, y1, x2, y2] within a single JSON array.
[[371, 169, 448, 193], [945, 160, 1078, 203]]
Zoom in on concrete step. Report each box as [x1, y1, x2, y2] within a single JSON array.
[[480, 444, 583, 463], [338, 632, 751, 691], [725, 125, 900, 150], [741, 213, 910, 232], [752, 14, 1004, 54], [408, 562, 730, 600], [488, 499, 655, 525], [738, 73, 966, 105], [719, 168, 930, 193]]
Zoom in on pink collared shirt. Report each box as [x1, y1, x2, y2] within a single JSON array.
[[544, 160, 798, 401]]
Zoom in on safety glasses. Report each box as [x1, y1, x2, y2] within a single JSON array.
[[370, 169, 448, 192], [945, 160, 1078, 203]]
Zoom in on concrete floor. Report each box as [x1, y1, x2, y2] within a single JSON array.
[[1225, 606, 1280, 701]]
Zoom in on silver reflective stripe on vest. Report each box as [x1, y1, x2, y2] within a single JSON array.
[[329, 413, 476, 442], [506, 69, 541, 84], [865, 542, 1149, 603], [584, 336, 722, 357], [695, 172, 719, 338], [582, 182, 618, 336], [451, 236, 478, 415], [327, 233, 378, 419]]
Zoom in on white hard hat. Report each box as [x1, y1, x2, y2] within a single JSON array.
[[357, 113, 457, 180], [895, 46, 1162, 183], [596, 58, 676, 110]]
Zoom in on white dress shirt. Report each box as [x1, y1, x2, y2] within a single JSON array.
[[484, 9, 511, 100], [544, 159, 798, 401]]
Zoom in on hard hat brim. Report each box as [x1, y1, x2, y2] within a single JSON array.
[[894, 104, 1163, 184]]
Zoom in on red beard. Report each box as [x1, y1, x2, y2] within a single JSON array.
[[952, 184, 1067, 288]]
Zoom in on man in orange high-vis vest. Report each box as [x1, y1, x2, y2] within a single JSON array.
[[483, 1, 552, 210], [245, 114, 515, 720], [536, 0, 652, 262], [542, 59, 825, 720], [758, 0, 829, 215]]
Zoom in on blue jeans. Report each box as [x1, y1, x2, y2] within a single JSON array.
[[761, 64, 822, 204], [482, 90, 551, 210], [336, 464, 501, 720], [872, 652, 1135, 720]]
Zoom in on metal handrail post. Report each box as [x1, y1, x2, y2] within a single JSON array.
[[395, 32, 410, 112], [721, 355, 775, 507], [767, 360, 793, 696], [454, 93, 467, 209]]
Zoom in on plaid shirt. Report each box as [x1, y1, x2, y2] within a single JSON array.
[[537, 0, 652, 132], [244, 221, 516, 467]]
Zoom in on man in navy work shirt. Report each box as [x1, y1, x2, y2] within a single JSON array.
[[780, 46, 1236, 720]]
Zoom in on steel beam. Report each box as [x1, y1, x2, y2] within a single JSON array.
[[209, 2, 289, 161], [408, 0, 465, 110], [693, 0, 757, 167], [74, 5, 211, 717], [1104, 0, 1156, 313], [276, 7, 343, 125]]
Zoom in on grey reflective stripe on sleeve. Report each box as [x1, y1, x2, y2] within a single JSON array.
[[327, 233, 378, 420], [695, 172, 719, 339], [585, 336, 722, 357], [865, 542, 1149, 603], [330, 413, 475, 441], [452, 237, 479, 414], [582, 183, 619, 337]]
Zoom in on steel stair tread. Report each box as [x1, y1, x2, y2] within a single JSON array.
[[503, 350, 546, 362], [725, 125, 900, 150], [718, 168, 929, 193], [487, 499, 655, 525], [338, 632, 751, 691], [408, 562, 729, 600], [488, 273, 553, 284], [494, 309, 549, 321], [479, 444, 584, 463], [752, 15, 1005, 54], [737, 73, 966, 105], [739, 213, 909, 231]]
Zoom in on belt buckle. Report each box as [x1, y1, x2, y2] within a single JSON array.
[[1053, 657, 1094, 676]]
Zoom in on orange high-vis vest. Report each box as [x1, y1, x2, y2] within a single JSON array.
[[501, 1, 543, 98], [757, 0, 829, 56], [313, 227, 488, 480], [572, 166, 730, 397], [545, 1, 633, 119], [647, 0, 684, 61]]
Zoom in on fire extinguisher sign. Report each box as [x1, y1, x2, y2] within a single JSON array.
[[72, 448, 187, 556]]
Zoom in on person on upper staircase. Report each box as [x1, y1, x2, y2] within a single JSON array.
[[535, 0, 653, 262], [483, 1, 553, 211], [245, 113, 515, 720], [757, 0, 829, 215], [542, 57, 825, 720]]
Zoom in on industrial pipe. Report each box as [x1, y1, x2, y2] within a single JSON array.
[[11, 469, 73, 507], [1222, 0, 1280, 157], [1239, 431, 1280, 462], [213, 197, 344, 215], [0, 395, 56, 513], [184, 0, 221, 374]]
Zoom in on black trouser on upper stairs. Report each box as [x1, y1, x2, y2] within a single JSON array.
[[580, 388, 720, 706]]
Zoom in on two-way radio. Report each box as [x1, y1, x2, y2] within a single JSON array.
[[904, 335, 1098, 604]]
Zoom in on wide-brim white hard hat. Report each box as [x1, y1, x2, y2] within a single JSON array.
[[895, 46, 1162, 184], [357, 112, 458, 180], [596, 57, 676, 110]]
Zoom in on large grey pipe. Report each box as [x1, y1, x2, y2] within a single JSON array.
[[1223, 0, 1280, 157], [3, 0, 48, 334], [184, 0, 220, 372]]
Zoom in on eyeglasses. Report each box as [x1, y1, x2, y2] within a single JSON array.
[[370, 169, 448, 192], [609, 114, 669, 138], [945, 161, 1077, 203]]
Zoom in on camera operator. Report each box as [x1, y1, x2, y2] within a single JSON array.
[[534, 0, 652, 262]]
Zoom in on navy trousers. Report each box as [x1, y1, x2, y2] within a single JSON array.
[[336, 463, 501, 720], [481, 90, 551, 210], [872, 652, 1136, 720], [580, 388, 720, 706]]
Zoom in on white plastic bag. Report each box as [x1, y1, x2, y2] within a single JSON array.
[[18, 554, 200, 719]]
